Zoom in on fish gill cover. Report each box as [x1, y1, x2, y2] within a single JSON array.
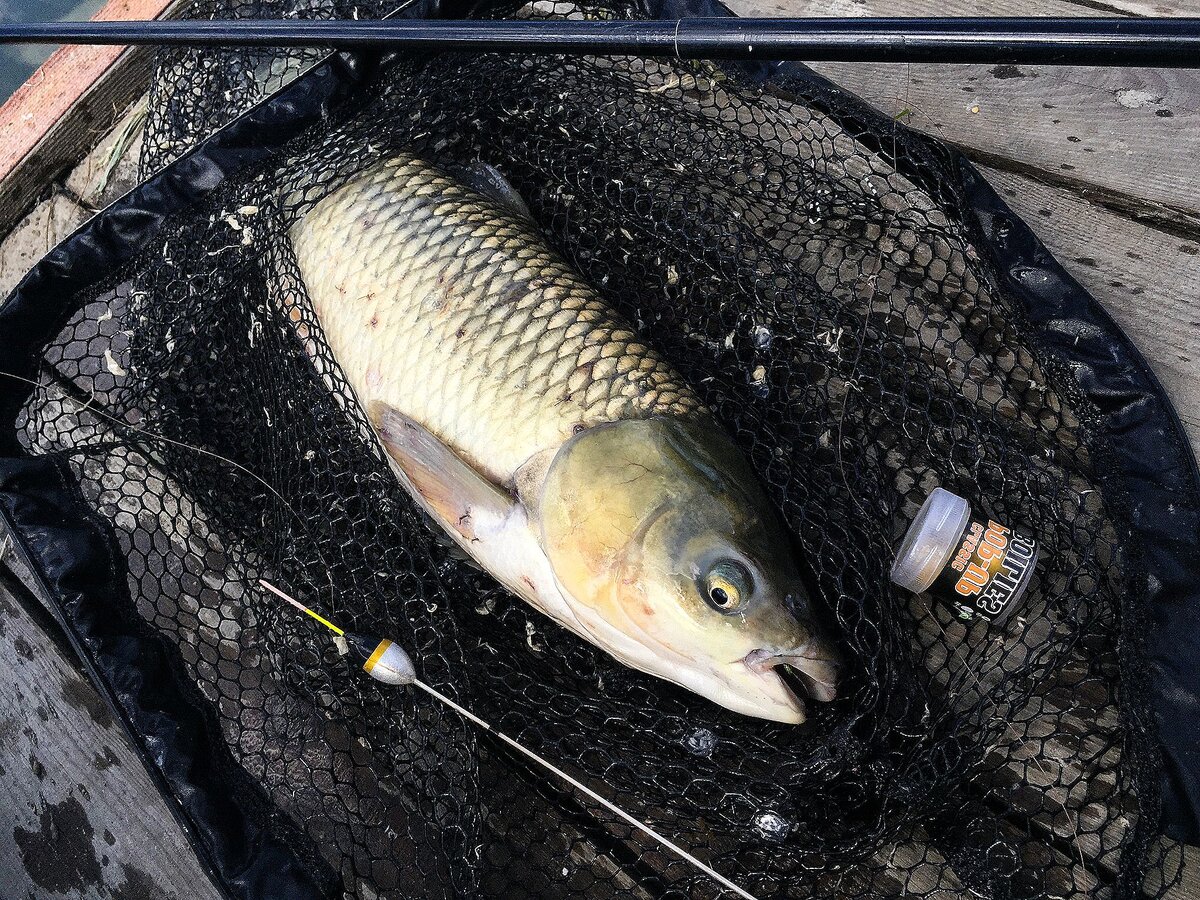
[[0, 0, 1193, 896]]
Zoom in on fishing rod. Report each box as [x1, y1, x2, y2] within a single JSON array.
[[0, 17, 1199, 66], [259, 578, 761, 900]]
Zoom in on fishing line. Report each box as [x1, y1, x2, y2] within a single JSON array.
[[0, 367, 302, 520], [1, 369, 756, 900], [0, 365, 342, 598], [260, 577, 761, 900], [260, 577, 345, 635]]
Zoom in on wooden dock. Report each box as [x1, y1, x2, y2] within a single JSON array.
[[0, 0, 1198, 896]]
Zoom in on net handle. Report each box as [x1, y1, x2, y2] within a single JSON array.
[[0, 18, 1198, 67]]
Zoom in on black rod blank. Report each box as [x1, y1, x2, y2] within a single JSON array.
[[0, 17, 1197, 66]]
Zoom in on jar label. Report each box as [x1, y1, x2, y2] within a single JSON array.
[[931, 517, 1037, 622]]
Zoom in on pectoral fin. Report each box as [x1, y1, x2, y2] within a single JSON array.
[[370, 402, 588, 637], [370, 402, 514, 543]]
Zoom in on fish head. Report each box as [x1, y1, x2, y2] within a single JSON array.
[[538, 417, 841, 724]]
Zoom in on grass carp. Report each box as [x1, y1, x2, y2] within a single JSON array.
[[291, 154, 840, 723]]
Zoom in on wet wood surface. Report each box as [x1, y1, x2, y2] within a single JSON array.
[[1, 0, 1198, 896], [728, 0, 1200, 456], [0, 0, 184, 237], [0, 550, 222, 900]]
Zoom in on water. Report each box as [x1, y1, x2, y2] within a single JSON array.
[[0, 1, 106, 105]]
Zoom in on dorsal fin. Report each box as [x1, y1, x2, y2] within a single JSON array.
[[452, 161, 535, 223]]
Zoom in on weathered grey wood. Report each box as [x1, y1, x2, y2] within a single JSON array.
[[0, 0, 186, 237], [0, 193, 88, 299], [978, 164, 1200, 457], [1084, 0, 1200, 15], [0, 99, 147, 300], [727, 0, 1200, 232], [1152, 841, 1200, 899], [735, 0, 1200, 27], [816, 61, 1198, 230], [64, 96, 148, 213], [0, 569, 222, 900]]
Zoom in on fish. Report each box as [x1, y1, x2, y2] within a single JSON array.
[[289, 153, 841, 723]]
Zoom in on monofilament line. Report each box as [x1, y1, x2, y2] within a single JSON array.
[[259, 578, 758, 900], [413, 678, 759, 900]]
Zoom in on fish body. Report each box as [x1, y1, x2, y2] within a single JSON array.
[[291, 154, 839, 723], [293, 156, 704, 483]]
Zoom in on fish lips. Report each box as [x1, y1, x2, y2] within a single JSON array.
[[744, 644, 842, 706]]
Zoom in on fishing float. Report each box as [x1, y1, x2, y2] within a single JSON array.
[[258, 577, 761, 900]]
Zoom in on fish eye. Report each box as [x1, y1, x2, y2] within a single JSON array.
[[702, 560, 753, 613]]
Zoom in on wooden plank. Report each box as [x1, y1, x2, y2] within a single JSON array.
[[0, 96, 147, 298], [0, 0, 181, 237], [1086, 0, 1200, 15], [739, 0, 1200, 22], [1153, 841, 1200, 900], [63, 96, 148, 212], [726, 0, 1200, 230], [816, 61, 1199, 230], [977, 165, 1200, 457], [0, 567, 222, 900], [0, 193, 88, 299]]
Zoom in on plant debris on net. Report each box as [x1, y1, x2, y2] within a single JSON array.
[[9, 0, 1183, 896]]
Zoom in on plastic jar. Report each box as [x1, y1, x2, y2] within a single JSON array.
[[890, 487, 1037, 624]]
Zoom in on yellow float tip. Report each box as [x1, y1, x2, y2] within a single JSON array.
[[258, 578, 345, 636]]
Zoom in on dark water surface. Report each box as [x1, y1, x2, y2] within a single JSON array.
[[0, 1, 105, 104]]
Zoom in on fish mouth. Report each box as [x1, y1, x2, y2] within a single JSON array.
[[744, 644, 841, 706]]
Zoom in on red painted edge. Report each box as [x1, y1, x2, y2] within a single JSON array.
[[0, 0, 179, 190]]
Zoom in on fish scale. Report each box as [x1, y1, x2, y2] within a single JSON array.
[[291, 153, 705, 486]]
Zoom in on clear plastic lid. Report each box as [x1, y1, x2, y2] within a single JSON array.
[[890, 488, 971, 594]]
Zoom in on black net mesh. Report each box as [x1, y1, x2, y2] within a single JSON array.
[[9, 0, 1182, 896]]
